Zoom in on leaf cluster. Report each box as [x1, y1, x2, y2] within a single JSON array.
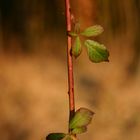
[[69, 25, 109, 63], [46, 108, 94, 140]]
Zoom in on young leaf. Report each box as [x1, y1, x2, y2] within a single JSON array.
[[69, 108, 94, 129], [68, 31, 78, 37], [46, 133, 66, 140], [80, 25, 104, 37], [85, 40, 109, 63], [74, 21, 81, 34], [72, 36, 82, 58], [71, 126, 87, 134], [62, 135, 77, 140]]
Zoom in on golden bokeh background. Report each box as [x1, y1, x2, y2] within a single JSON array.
[[0, 0, 140, 140]]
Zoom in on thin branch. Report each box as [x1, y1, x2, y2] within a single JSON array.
[[65, 0, 75, 132]]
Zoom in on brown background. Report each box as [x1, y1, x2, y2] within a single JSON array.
[[0, 0, 140, 140]]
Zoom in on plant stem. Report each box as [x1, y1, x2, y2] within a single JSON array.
[[65, 0, 75, 132]]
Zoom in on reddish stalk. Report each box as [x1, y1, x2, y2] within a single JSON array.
[[65, 0, 75, 132]]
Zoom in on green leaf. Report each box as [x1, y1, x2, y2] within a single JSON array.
[[71, 126, 87, 134], [85, 40, 109, 63], [81, 25, 104, 37], [69, 108, 94, 129], [68, 31, 78, 37], [62, 135, 77, 140], [46, 133, 66, 140], [72, 36, 82, 58]]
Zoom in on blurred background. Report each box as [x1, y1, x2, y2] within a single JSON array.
[[0, 0, 140, 140]]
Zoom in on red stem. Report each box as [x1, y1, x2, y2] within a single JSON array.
[[65, 0, 75, 131]]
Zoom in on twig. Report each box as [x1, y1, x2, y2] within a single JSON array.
[[65, 0, 75, 133]]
